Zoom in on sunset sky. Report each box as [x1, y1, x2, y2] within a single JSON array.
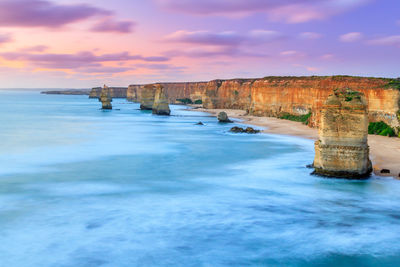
[[0, 0, 399, 88]]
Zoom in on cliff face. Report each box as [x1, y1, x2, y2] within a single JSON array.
[[313, 89, 372, 178], [128, 82, 207, 104], [127, 76, 400, 130], [89, 87, 128, 98]]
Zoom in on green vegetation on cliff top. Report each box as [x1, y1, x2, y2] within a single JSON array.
[[279, 112, 311, 125], [368, 121, 396, 137]]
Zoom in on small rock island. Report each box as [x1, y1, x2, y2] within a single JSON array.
[[313, 89, 372, 178], [99, 85, 112, 110]]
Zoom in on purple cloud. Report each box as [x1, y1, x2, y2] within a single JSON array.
[[156, 0, 371, 23], [368, 35, 400, 48], [0, 0, 136, 34], [78, 66, 132, 74], [165, 30, 282, 46], [0, 0, 110, 27], [0, 51, 170, 69], [91, 19, 136, 33], [299, 32, 322, 40], [339, 32, 363, 42], [0, 33, 12, 44]]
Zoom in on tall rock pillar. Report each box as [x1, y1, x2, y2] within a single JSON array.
[[99, 85, 112, 110], [140, 84, 156, 110], [152, 84, 171, 115], [313, 89, 372, 178]]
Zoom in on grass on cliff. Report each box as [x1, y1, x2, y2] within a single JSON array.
[[177, 98, 193, 104], [385, 79, 400, 90], [279, 112, 311, 125], [368, 121, 396, 137]]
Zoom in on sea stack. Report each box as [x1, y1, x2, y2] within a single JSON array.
[[152, 84, 171, 115], [313, 89, 372, 179], [99, 85, 112, 109], [140, 84, 156, 110]]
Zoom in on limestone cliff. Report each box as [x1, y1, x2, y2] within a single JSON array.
[[313, 89, 372, 178], [152, 85, 171, 115], [127, 76, 400, 131], [89, 87, 128, 98], [140, 84, 156, 110]]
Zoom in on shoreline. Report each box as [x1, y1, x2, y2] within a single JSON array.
[[190, 107, 400, 179]]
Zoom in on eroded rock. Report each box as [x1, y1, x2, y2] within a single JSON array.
[[229, 126, 260, 134], [99, 85, 112, 110], [152, 84, 171, 115], [313, 89, 372, 179], [140, 84, 156, 110], [217, 111, 232, 123]]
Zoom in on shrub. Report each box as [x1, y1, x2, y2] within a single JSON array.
[[194, 99, 202, 104], [368, 121, 396, 137], [176, 98, 193, 104], [278, 112, 311, 125]]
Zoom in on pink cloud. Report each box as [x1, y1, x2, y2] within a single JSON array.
[[156, 0, 371, 23], [0, 33, 12, 44], [339, 32, 363, 42], [20, 45, 49, 52], [91, 18, 136, 33]]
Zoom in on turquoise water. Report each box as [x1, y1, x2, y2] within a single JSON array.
[[1, 90, 400, 266]]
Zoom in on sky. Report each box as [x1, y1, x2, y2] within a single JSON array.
[[0, 0, 399, 88]]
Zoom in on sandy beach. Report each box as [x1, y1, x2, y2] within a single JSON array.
[[193, 108, 400, 179]]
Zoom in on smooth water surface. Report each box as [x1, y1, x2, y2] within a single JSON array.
[[0, 90, 400, 266]]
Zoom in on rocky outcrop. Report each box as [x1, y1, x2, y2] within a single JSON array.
[[126, 76, 400, 132], [127, 82, 207, 104], [152, 85, 171, 115], [313, 89, 372, 178], [99, 85, 112, 110], [89, 87, 128, 98], [140, 84, 156, 110], [230, 126, 260, 134], [217, 111, 232, 123]]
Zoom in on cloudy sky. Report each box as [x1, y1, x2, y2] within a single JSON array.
[[0, 0, 399, 88]]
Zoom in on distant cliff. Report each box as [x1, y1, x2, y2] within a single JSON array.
[[127, 76, 400, 131], [89, 87, 128, 98], [41, 89, 91, 95]]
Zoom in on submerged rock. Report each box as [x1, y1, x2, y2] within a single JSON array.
[[313, 89, 372, 179], [99, 85, 112, 110], [217, 111, 232, 123], [195, 122, 204, 125], [152, 84, 171, 116], [229, 126, 260, 134]]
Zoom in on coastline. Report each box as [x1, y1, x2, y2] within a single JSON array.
[[191, 107, 400, 179]]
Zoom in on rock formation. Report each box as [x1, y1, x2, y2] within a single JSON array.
[[99, 85, 112, 110], [140, 84, 156, 110], [126, 76, 400, 132], [313, 89, 372, 178], [152, 85, 171, 115], [230, 126, 260, 134], [217, 111, 232, 123], [89, 87, 128, 98]]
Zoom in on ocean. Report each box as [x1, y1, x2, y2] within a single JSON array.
[[1, 90, 400, 266]]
